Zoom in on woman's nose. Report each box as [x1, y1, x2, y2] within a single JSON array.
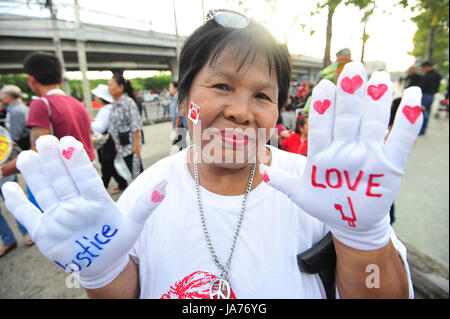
[[223, 94, 253, 125]]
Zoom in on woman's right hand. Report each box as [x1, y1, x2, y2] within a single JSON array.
[[1, 135, 167, 289]]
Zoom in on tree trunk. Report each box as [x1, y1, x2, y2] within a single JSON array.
[[361, 22, 367, 63], [323, 6, 334, 68]]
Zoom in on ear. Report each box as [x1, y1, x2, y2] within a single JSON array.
[[27, 74, 34, 84], [27, 75, 38, 93]]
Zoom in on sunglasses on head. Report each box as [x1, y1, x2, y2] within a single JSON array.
[[205, 9, 287, 45]]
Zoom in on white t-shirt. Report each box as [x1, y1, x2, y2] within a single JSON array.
[[91, 104, 112, 135], [117, 145, 414, 299]]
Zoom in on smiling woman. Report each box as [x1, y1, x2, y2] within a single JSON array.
[[2, 8, 418, 300]]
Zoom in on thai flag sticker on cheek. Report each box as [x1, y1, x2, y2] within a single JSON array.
[[188, 102, 200, 125]]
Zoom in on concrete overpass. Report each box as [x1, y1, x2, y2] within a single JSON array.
[[0, 14, 323, 79]]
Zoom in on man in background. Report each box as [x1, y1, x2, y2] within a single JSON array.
[[419, 61, 442, 135], [320, 48, 352, 84], [1, 85, 30, 151], [0, 85, 33, 257], [404, 65, 422, 89], [169, 81, 188, 152], [0, 51, 95, 211]]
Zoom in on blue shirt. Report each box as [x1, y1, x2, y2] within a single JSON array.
[[171, 93, 187, 129]]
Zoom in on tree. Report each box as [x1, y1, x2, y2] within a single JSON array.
[[315, 0, 343, 67], [309, 0, 376, 68], [351, 0, 377, 63], [399, 0, 449, 74]]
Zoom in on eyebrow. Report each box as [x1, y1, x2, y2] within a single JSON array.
[[205, 68, 278, 91]]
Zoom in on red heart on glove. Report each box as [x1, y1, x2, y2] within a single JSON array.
[[62, 147, 75, 160], [402, 105, 422, 124], [367, 84, 388, 101], [151, 190, 164, 203], [341, 75, 363, 94], [313, 99, 332, 115]]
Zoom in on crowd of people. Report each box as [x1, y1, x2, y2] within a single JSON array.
[[0, 8, 445, 300], [0, 51, 190, 258]]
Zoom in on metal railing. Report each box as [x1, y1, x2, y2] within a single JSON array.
[[141, 101, 171, 125]]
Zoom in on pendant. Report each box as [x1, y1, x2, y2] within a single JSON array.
[[209, 277, 231, 299]]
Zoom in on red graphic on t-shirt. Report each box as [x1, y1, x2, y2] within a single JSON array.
[[161, 271, 237, 299]]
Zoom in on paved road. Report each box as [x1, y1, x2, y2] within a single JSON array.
[[0, 96, 448, 298], [393, 94, 449, 265]]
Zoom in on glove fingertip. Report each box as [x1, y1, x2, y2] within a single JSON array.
[[129, 179, 168, 225]]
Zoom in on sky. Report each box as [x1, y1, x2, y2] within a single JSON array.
[[0, 0, 420, 79]]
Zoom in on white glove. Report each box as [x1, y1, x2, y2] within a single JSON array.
[[261, 62, 423, 250], [1, 135, 167, 289]]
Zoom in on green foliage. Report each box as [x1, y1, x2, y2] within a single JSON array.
[[400, 0, 449, 75], [0, 73, 33, 98], [0, 74, 173, 100], [411, 10, 449, 74], [130, 74, 172, 93]]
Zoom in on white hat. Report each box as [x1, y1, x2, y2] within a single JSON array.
[[91, 84, 113, 103], [1, 84, 28, 99]]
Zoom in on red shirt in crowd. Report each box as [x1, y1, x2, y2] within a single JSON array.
[[26, 94, 96, 161], [281, 132, 308, 156]]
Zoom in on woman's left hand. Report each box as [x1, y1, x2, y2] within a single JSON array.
[[132, 144, 140, 158], [261, 62, 423, 251]]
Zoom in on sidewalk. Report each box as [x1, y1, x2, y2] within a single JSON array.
[[393, 93, 449, 265]]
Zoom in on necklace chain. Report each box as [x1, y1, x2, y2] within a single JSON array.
[[193, 155, 256, 283]]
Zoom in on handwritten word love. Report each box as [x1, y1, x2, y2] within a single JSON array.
[[54, 225, 118, 273], [311, 165, 384, 197]]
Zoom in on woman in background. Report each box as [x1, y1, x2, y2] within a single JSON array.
[[107, 74, 144, 193], [281, 115, 308, 156], [91, 84, 128, 195]]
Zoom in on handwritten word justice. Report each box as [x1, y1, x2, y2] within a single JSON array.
[[54, 225, 118, 273], [311, 165, 384, 197]]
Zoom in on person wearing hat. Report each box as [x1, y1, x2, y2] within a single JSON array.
[[319, 48, 352, 85], [1, 85, 30, 151], [0, 84, 33, 257], [91, 84, 127, 195]]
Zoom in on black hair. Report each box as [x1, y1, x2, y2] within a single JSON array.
[[112, 73, 138, 105], [276, 109, 283, 125], [98, 97, 110, 105], [23, 51, 62, 85], [177, 17, 291, 111], [295, 114, 308, 134], [171, 81, 179, 88], [421, 61, 433, 67]]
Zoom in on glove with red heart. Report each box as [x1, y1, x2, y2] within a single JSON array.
[[261, 61, 423, 251], [1, 135, 167, 289]]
